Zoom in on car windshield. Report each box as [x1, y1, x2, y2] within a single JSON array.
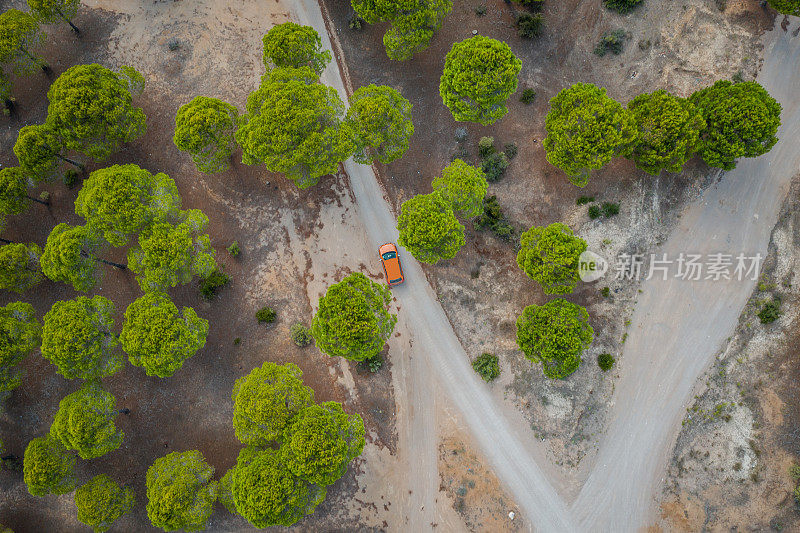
[[382, 251, 397, 260]]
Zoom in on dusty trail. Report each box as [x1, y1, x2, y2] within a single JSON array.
[[572, 22, 800, 532]]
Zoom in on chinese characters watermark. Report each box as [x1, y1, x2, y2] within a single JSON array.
[[579, 251, 763, 282]]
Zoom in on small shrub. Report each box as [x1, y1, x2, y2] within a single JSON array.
[[732, 70, 745, 83], [576, 195, 594, 205], [168, 38, 181, 51], [512, 0, 544, 12], [504, 143, 518, 160], [594, 30, 628, 57], [517, 13, 544, 39], [63, 169, 80, 189], [39, 191, 51, 203], [482, 151, 509, 182], [475, 196, 514, 242], [601, 202, 620, 217], [199, 269, 230, 299], [475, 5, 487, 16], [256, 306, 277, 324], [758, 299, 781, 324], [455, 127, 468, 143], [790, 464, 800, 480], [227, 241, 240, 257], [598, 353, 615, 371], [520, 88, 537, 104], [602, 0, 643, 14], [290, 323, 312, 347], [349, 14, 365, 30], [472, 353, 500, 381], [588, 205, 602, 219], [359, 354, 384, 373], [233, 337, 241, 345], [600, 286, 610, 297], [478, 136, 495, 158]]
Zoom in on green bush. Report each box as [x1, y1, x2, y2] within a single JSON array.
[[601, 202, 620, 217], [588, 205, 602, 219], [598, 353, 615, 371], [474, 196, 514, 242], [472, 353, 500, 381], [475, 5, 487, 16], [227, 241, 240, 257], [603, 0, 643, 14], [512, 0, 544, 11], [520, 88, 537, 104], [349, 15, 364, 30], [504, 143, 518, 160], [600, 286, 610, 297], [482, 151, 509, 182], [576, 196, 594, 205], [359, 354, 384, 373], [199, 269, 230, 299], [478, 136, 495, 158], [256, 307, 277, 324], [758, 299, 781, 324], [594, 30, 628, 57], [290, 323, 312, 347], [63, 168, 80, 189], [517, 13, 544, 39]]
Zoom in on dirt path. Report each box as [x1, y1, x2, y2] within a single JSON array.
[[572, 21, 800, 532]]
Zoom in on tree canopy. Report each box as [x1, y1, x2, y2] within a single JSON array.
[[397, 191, 465, 264], [439, 36, 521, 125], [311, 272, 396, 362], [173, 96, 240, 173], [26, 0, 81, 33], [431, 158, 488, 218], [50, 382, 123, 459], [516, 299, 594, 379], [145, 450, 218, 533], [75, 474, 136, 533], [281, 402, 366, 487], [0, 167, 34, 215], [0, 9, 46, 74], [346, 84, 414, 165], [232, 362, 314, 446], [262, 22, 331, 75], [516, 223, 587, 295], [351, 0, 453, 61], [46, 63, 146, 161], [23, 435, 77, 496], [75, 164, 181, 247], [0, 301, 41, 407], [767, 0, 800, 15], [236, 66, 355, 188], [689, 80, 782, 170], [0, 243, 43, 293], [120, 292, 209, 378], [13, 124, 71, 182], [626, 89, 706, 175], [222, 446, 326, 528], [40, 295, 123, 380], [543, 83, 638, 186], [127, 210, 216, 292], [41, 223, 107, 292]]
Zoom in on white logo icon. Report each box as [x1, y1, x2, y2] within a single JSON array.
[[579, 250, 608, 282]]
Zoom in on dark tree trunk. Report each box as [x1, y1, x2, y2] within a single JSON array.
[[0, 238, 13, 245], [79, 249, 127, 270], [55, 153, 84, 170], [20, 46, 48, 72], [28, 195, 49, 206], [57, 8, 81, 34]]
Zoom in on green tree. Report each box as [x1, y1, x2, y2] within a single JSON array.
[[27, 0, 81, 34], [46, 63, 146, 161], [145, 450, 218, 533], [14, 124, 83, 182], [439, 36, 522, 125], [516, 299, 593, 379], [75, 474, 136, 533], [346, 84, 414, 164], [41, 295, 122, 380], [222, 446, 326, 528], [23, 436, 76, 496], [50, 382, 123, 459], [0, 167, 50, 215], [351, 0, 453, 61], [41, 223, 125, 292], [516, 223, 587, 295], [431, 159, 488, 218], [767, 0, 800, 15], [689, 80, 782, 170], [0, 9, 47, 74], [281, 402, 365, 486], [262, 22, 331, 75], [626, 89, 706, 175], [0, 302, 41, 407], [236, 66, 355, 188], [174, 96, 239, 173], [120, 292, 209, 378], [543, 83, 638, 186], [0, 243, 43, 292], [397, 191, 465, 264], [232, 362, 314, 446], [127, 210, 216, 292], [311, 272, 396, 362], [75, 164, 181, 247]]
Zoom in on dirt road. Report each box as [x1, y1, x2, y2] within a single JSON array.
[[572, 22, 800, 532]]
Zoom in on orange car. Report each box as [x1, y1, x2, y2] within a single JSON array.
[[379, 243, 405, 286]]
